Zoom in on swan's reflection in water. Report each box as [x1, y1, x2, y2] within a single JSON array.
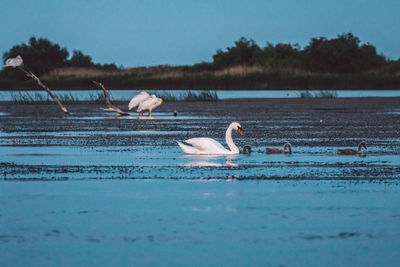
[[180, 154, 238, 167]]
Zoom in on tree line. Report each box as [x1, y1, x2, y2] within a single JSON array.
[[1, 33, 399, 82], [204, 33, 390, 73], [1, 37, 118, 80]]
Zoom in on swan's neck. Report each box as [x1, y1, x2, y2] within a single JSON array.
[[225, 126, 239, 153], [358, 144, 363, 152], [284, 144, 292, 153]]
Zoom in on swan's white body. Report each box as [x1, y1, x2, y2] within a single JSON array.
[[4, 55, 23, 68], [177, 122, 243, 155], [128, 91, 149, 110], [137, 95, 163, 116]]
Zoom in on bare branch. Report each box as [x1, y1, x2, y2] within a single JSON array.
[[92, 81, 112, 108], [18, 66, 69, 114], [92, 81, 128, 116]]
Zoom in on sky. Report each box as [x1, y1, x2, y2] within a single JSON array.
[[1, 0, 399, 67]]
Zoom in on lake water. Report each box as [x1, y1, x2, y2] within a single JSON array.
[[1, 89, 400, 101], [1, 180, 400, 267], [1, 96, 400, 266]]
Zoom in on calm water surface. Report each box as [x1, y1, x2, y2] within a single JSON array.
[[1, 180, 400, 267]]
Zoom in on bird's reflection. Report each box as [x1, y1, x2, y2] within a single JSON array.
[[225, 154, 238, 167], [181, 154, 239, 167]]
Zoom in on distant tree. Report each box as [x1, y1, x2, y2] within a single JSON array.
[[68, 50, 94, 67], [259, 43, 303, 69], [212, 37, 262, 68], [2, 37, 69, 78], [358, 43, 387, 70], [1, 37, 121, 80], [303, 33, 386, 73]]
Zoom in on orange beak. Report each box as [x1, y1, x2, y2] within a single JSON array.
[[238, 128, 243, 136]]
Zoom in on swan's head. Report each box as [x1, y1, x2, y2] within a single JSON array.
[[230, 122, 243, 136], [358, 141, 367, 150], [284, 142, 292, 153]]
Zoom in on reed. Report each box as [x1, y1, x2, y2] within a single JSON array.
[[298, 90, 338, 98], [11, 91, 51, 104], [149, 90, 218, 102], [9, 90, 218, 104]]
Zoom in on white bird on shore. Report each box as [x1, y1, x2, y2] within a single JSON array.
[[128, 91, 150, 110], [4, 55, 23, 68], [137, 95, 163, 117], [177, 122, 243, 155]]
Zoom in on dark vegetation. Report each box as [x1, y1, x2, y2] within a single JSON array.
[[1, 34, 400, 90], [1, 37, 118, 80]]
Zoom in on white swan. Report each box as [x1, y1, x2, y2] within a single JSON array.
[[4, 55, 23, 68], [177, 122, 243, 155], [128, 91, 149, 110], [137, 95, 163, 116]]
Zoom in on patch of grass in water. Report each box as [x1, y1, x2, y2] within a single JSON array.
[[298, 90, 338, 98], [56, 93, 79, 103], [11, 91, 51, 104], [10, 91, 106, 104], [88, 91, 107, 104], [150, 90, 219, 102], [10, 90, 218, 104]]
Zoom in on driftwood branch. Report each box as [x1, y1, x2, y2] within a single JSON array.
[[18, 66, 69, 114], [92, 81, 128, 116]]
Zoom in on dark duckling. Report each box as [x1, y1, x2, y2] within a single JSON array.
[[337, 141, 366, 155], [241, 145, 252, 154], [266, 142, 292, 154]]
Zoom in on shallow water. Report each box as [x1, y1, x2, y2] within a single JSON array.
[[1, 97, 400, 266], [1, 98, 400, 180], [1, 180, 400, 267], [1, 143, 400, 180]]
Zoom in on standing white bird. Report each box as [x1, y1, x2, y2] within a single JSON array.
[[137, 95, 163, 117], [4, 55, 23, 68], [177, 122, 243, 155], [128, 91, 150, 110]]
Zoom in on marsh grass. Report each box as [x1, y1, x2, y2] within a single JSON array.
[[10, 91, 107, 104], [88, 91, 107, 103], [150, 90, 218, 102], [11, 91, 52, 104], [9, 90, 218, 104], [298, 90, 338, 98]]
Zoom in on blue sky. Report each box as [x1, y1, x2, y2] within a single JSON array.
[[1, 0, 399, 67]]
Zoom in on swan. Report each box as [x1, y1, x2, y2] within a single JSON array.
[[4, 55, 23, 68], [337, 141, 366, 155], [177, 122, 243, 155], [128, 91, 149, 110], [266, 142, 292, 154], [137, 95, 163, 116]]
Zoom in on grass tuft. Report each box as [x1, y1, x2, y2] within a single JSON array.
[[298, 90, 338, 98], [150, 90, 218, 102]]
